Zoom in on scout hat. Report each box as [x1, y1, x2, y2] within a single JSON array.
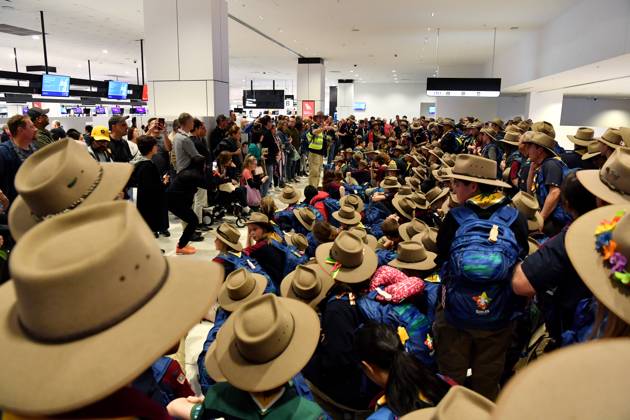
[[401, 386, 494, 420], [218, 268, 267, 312], [245, 212, 272, 227], [531, 120, 555, 138], [348, 226, 378, 250], [332, 204, 362, 226], [279, 185, 301, 204], [0, 201, 223, 415], [490, 117, 504, 130], [445, 154, 512, 189], [480, 127, 497, 141], [208, 294, 319, 392], [9, 139, 133, 241], [566, 204, 630, 324], [511, 191, 544, 232], [567, 127, 595, 147], [499, 131, 521, 147], [412, 227, 438, 254], [380, 176, 402, 189], [315, 231, 378, 283], [216, 222, 243, 251], [399, 218, 429, 241], [411, 121, 422, 130], [492, 338, 630, 419], [340, 194, 365, 213], [293, 207, 316, 231], [439, 118, 455, 127], [581, 141, 602, 161], [91, 125, 110, 141], [528, 237, 540, 256], [387, 160, 399, 171], [388, 241, 437, 271], [392, 196, 417, 220], [598, 128, 625, 149], [432, 166, 451, 183], [280, 264, 333, 307], [425, 186, 450, 206], [395, 186, 414, 198], [521, 132, 558, 156], [576, 147, 630, 204], [287, 233, 308, 252]]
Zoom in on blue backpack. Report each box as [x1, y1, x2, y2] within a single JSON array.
[[442, 205, 520, 330], [358, 291, 435, 367], [322, 198, 341, 226], [269, 239, 310, 277], [534, 158, 575, 225], [214, 252, 277, 295], [274, 204, 324, 233]]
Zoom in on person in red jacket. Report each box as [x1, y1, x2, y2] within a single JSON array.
[[306, 186, 332, 221]]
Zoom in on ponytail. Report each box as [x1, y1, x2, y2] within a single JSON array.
[[354, 323, 450, 417]]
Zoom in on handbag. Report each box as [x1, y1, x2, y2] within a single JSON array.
[[246, 184, 261, 207]]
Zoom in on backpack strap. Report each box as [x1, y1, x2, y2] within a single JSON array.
[[450, 206, 478, 226], [489, 205, 519, 227]]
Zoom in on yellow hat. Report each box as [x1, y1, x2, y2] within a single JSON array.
[[91, 125, 110, 141]]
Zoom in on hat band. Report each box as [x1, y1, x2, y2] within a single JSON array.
[[600, 172, 629, 197], [452, 168, 496, 181], [218, 230, 238, 245], [31, 166, 104, 222], [18, 258, 169, 344]]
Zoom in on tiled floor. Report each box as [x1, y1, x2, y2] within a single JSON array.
[[156, 176, 311, 259]]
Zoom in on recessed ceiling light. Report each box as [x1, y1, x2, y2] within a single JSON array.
[[392, 70, 396, 72], [278, 28, 283, 32], [258, 15, 263, 20], [102, 49, 108, 54], [350, 70, 354, 73], [31, 35, 40, 40], [427, 27, 431, 31], [431, 12, 436, 17]]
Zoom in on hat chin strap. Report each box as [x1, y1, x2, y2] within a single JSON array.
[[31, 166, 104, 221]]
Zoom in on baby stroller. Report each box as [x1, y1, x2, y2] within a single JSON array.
[[204, 184, 247, 228]]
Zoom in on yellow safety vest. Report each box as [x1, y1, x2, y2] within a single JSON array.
[[307, 131, 324, 151]]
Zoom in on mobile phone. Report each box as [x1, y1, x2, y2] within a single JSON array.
[[212, 162, 218, 172]]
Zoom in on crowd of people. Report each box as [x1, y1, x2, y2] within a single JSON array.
[[0, 106, 629, 419]]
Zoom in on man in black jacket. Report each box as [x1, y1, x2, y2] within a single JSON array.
[[208, 114, 228, 162], [108, 116, 132, 162], [260, 116, 278, 190]]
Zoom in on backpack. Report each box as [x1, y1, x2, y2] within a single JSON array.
[[358, 291, 435, 367], [442, 205, 520, 330], [213, 252, 277, 295], [533, 158, 575, 225], [132, 357, 194, 406], [322, 198, 341, 227], [197, 309, 229, 394], [274, 204, 324, 233], [269, 239, 310, 277]]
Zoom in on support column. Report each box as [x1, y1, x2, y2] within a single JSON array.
[[336, 79, 354, 119], [143, 0, 229, 118], [297, 57, 325, 116]]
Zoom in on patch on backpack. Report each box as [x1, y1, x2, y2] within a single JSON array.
[[473, 292, 491, 314]]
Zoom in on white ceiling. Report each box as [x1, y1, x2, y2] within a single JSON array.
[[2, 0, 619, 98]]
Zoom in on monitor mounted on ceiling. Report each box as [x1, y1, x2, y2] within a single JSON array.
[[41, 74, 71, 97]]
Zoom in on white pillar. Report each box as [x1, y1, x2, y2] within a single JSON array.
[[336, 80, 354, 119], [143, 0, 229, 118], [296, 58, 325, 116]]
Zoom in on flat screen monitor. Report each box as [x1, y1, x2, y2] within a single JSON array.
[[428, 106, 436, 114], [41, 74, 70, 97], [95, 105, 106, 115], [353, 102, 367, 111], [131, 106, 146, 115], [21, 106, 29, 115], [242, 89, 285, 109], [111, 106, 122, 115], [108, 81, 129, 100], [73, 107, 83, 115]]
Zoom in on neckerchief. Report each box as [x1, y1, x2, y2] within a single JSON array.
[[466, 192, 506, 209]]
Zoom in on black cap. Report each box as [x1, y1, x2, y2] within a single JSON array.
[[108, 115, 129, 128], [27, 107, 49, 120]]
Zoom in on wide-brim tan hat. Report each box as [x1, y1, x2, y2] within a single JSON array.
[[380, 177, 402, 189], [566, 204, 630, 324], [340, 194, 365, 213], [217, 269, 267, 312], [576, 147, 630, 204], [521, 131, 558, 157], [332, 207, 362, 226], [402, 386, 494, 420], [280, 263, 334, 308], [492, 338, 630, 419], [567, 127, 595, 147], [426, 186, 450, 206], [444, 155, 511, 189], [216, 223, 243, 251], [392, 196, 417, 220], [399, 219, 429, 241], [348, 227, 378, 250], [388, 242, 437, 271], [0, 202, 224, 416], [210, 295, 319, 392], [315, 231, 378, 283], [293, 207, 316, 231], [528, 237, 540, 255], [278, 186, 301, 204], [598, 128, 624, 150], [9, 141, 133, 241], [203, 341, 226, 383]]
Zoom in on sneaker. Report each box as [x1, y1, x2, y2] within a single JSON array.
[[160, 230, 171, 237], [176, 245, 197, 255], [198, 224, 211, 232], [153, 232, 159, 238]]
